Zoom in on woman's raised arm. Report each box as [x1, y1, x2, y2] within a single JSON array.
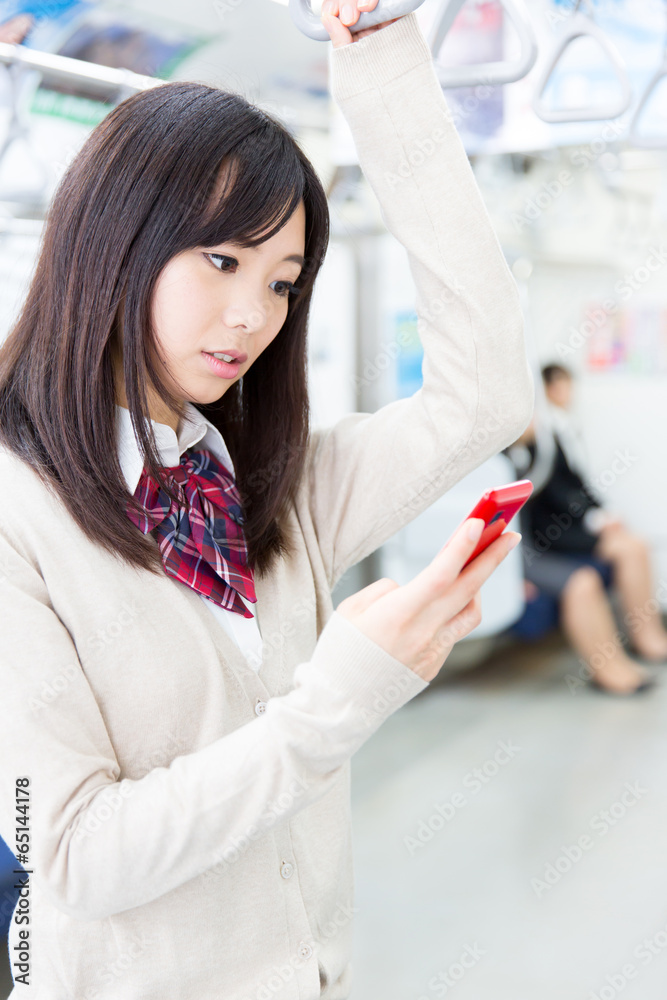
[[304, 12, 534, 590]]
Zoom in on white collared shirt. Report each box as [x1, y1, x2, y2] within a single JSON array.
[[115, 401, 263, 670], [546, 401, 591, 483]]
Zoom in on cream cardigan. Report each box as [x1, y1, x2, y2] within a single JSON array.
[[0, 13, 533, 1000]]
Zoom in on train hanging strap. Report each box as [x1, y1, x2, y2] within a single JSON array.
[[426, 0, 538, 89], [532, 0, 632, 124], [288, 0, 427, 42]]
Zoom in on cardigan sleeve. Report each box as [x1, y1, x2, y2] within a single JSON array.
[[0, 530, 427, 922], [305, 13, 534, 591]]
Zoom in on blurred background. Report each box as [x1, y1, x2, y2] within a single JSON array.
[[2, 0, 667, 996]]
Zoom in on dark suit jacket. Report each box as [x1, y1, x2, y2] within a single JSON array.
[[520, 435, 602, 554]]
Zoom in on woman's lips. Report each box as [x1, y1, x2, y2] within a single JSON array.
[[202, 352, 243, 379]]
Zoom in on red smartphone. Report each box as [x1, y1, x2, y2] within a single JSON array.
[[457, 479, 533, 569]]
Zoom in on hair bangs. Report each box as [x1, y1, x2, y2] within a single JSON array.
[[190, 134, 306, 253]]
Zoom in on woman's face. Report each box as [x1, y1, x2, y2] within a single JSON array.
[[139, 200, 307, 430]]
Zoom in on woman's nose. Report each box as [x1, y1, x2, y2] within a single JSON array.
[[220, 298, 267, 335]]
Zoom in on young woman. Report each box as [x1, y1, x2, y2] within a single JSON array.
[[0, 4, 532, 998]]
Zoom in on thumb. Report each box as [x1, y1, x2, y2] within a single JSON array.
[[336, 577, 400, 619]]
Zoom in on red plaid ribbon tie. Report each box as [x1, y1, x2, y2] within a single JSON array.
[[126, 447, 257, 618]]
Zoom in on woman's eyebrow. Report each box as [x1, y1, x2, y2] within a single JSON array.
[[212, 244, 304, 269]]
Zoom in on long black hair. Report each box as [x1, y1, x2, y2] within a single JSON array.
[[0, 81, 330, 577]]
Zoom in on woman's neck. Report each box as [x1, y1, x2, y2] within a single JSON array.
[[112, 344, 181, 433]]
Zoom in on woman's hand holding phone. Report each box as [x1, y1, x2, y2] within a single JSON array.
[[336, 518, 521, 683]]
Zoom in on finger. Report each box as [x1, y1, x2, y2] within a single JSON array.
[[428, 593, 483, 657], [403, 525, 519, 621], [406, 517, 486, 604], [320, 2, 352, 47], [435, 516, 485, 558], [339, 2, 360, 26], [336, 577, 399, 619], [452, 530, 522, 603], [445, 592, 483, 643], [417, 531, 519, 643], [338, 0, 379, 28]]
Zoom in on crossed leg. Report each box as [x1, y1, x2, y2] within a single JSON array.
[[560, 566, 650, 694], [594, 525, 667, 662]]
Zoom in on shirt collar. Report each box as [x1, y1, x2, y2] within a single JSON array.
[[116, 400, 236, 494]]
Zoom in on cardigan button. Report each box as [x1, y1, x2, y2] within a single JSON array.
[[255, 700, 267, 716], [298, 943, 312, 959], [280, 861, 294, 879]]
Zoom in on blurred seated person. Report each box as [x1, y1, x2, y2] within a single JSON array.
[[510, 363, 667, 695]]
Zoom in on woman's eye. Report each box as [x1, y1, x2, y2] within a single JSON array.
[[204, 253, 301, 300], [205, 253, 235, 272], [271, 280, 299, 299]]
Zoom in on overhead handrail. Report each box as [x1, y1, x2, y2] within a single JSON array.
[[0, 213, 43, 233], [0, 42, 163, 208], [288, 0, 427, 42], [532, 0, 632, 123], [628, 0, 667, 148], [0, 40, 163, 95], [426, 0, 538, 89]]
